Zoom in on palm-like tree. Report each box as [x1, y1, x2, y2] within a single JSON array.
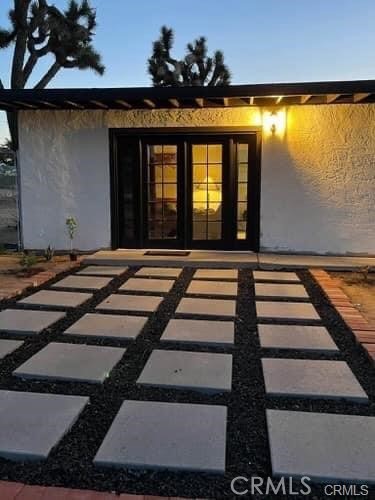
[[148, 26, 231, 87], [0, 0, 105, 149]]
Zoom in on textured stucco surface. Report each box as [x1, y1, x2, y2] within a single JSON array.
[[18, 111, 110, 250], [261, 104, 375, 254], [18, 105, 375, 253]]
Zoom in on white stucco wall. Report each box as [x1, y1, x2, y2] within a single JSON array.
[[18, 104, 375, 254], [261, 104, 375, 254], [18, 111, 110, 250]]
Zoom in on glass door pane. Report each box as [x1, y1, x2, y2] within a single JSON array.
[[236, 143, 249, 240], [147, 144, 178, 240], [192, 144, 223, 240], [117, 138, 140, 248]]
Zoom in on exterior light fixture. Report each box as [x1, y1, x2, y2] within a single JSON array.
[[269, 111, 277, 134], [262, 109, 287, 138]]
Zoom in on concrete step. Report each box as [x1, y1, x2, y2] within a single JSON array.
[[83, 249, 375, 270]]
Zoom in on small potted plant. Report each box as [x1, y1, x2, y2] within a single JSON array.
[[66, 216, 78, 261]]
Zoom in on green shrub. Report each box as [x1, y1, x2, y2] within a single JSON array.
[[19, 252, 38, 270], [66, 216, 78, 252]]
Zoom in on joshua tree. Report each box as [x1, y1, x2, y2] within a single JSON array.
[[0, 0, 105, 149], [148, 26, 231, 87]]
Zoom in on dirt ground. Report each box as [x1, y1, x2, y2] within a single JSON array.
[[332, 271, 375, 325], [0, 253, 79, 300], [0, 253, 72, 273]]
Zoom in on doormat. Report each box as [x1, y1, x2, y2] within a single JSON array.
[[144, 250, 191, 257]]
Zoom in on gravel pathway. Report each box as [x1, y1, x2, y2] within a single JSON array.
[[0, 265, 373, 498]]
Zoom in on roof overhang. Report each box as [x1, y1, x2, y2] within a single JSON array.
[[0, 80, 375, 111]]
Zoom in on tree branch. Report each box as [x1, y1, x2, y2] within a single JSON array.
[[22, 42, 50, 86], [11, 0, 32, 89], [22, 52, 38, 86], [33, 60, 61, 89]]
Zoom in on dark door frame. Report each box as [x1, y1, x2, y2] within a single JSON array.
[[109, 126, 262, 251], [141, 137, 185, 249]]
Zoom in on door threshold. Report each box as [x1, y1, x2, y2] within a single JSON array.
[[135, 248, 256, 255], [144, 250, 191, 257]]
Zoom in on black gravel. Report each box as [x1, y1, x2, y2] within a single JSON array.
[[0, 266, 374, 499]]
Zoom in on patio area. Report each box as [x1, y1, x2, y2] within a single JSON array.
[[0, 262, 374, 497]]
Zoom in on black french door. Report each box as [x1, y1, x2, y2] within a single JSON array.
[[142, 139, 185, 248], [112, 130, 260, 251]]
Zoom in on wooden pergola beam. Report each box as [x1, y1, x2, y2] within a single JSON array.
[[37, 100, 59, 109], [168, 98, 180, 108], [89, 100, 108, 109], [14, 100, 37, 109], [0, 100, 15, 109], [64, 100, 84, 109], [353, 93, 371, 103], [240, 97, 251, 106], [326, 94, 341, 103], [115, 99, 132, 109], [1, 80, 374, 111], [143, 98, 156, 108]]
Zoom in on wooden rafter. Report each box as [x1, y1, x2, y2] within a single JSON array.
[[115, 99, 132, 109], [239, 98, 251, 106], [90, 100, 108, 109], [1, 80, 375, 111], [0, 100, 15, 109], [64, 100, 84, 109], [353, 93, 371, 103], [13, 100, 37, 109], [168, 98, 180, 108], [143, 99, 156, 108], [37, 100, 59, 108], [326, 94, 341, 103]]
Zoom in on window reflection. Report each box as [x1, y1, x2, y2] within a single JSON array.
[[147, 145, 178, 239], [237, 143, 249, 240], [192, 144, 222, 240]]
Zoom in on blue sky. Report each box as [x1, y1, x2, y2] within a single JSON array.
[[1, 0, 375, 142]]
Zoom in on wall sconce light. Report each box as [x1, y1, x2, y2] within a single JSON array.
[[262, 109, 286, 137], [269, 111, 277, 134]]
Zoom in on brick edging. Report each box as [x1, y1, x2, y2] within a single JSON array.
[[0, 261, 81, 301], [310, 269, 375, 364]]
